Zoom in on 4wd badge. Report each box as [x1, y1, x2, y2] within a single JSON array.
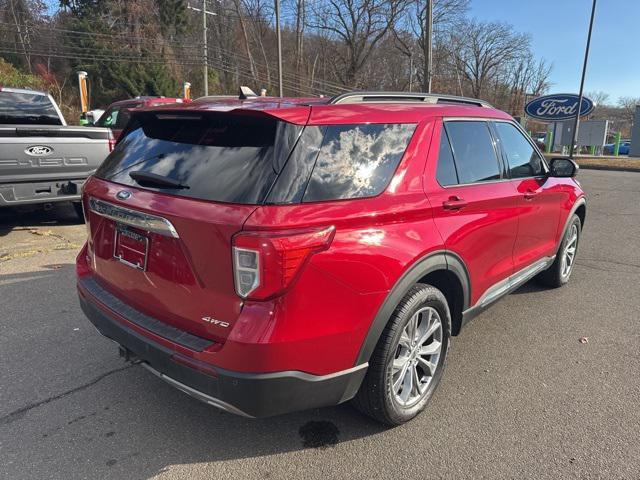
[[202, 316, 230, 328]]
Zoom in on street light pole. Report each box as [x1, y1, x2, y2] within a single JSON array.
[[275, 0, 283, 97], [570, 0, 597, 158]]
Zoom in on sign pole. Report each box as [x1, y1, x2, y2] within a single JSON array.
[[570, 0, 597, 158]]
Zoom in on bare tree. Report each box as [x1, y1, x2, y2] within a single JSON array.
[[507, 54, 551, 115], [232, 0, 259, 83], [448, 20, 529, 99], [618, 96, 640, 125], [586, 90, 610, 107], [309, 0, 409, 86], [395, 0, 469, 92]]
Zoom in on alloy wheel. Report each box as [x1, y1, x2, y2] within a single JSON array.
[[390, 306, 443, 407], [561, 224, 579, 278]]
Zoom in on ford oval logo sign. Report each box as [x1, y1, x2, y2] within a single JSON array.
[[525, 94, 594, 121], [25, 145, 53, 156], [116, 190, 132, 200]]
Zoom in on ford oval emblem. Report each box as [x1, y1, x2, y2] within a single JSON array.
[[116, 190, 132, 200], [25, 145, 53, 156], [525, 94, 594, 121]]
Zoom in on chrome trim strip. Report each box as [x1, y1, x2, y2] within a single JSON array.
[[476, 256, 555, 308], [141, 363, 253, 417], [88, 197, 179, 238], [231, 362, 370, 382]]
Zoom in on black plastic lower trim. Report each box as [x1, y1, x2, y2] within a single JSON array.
[[78, 284, 367, 418], [80, 277, 215, 352]]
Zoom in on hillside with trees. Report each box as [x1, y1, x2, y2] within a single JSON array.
[[0, 0, 634, 133]]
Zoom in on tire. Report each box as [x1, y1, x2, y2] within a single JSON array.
[[72, 201, 85, 223], [537, 214, 581, 288], [353, 284, 451, 426]]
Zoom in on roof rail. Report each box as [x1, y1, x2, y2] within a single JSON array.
[[329, 91, 492, 108]]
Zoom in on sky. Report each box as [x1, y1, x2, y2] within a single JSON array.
[[469, 0, 638, 103]]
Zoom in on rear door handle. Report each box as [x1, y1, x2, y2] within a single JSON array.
[[524, 190, 538, 200], [443, 196, 467, 211]]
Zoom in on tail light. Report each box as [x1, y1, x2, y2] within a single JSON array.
[[232, 226, 336, 300], [108, 130, 116, 151]]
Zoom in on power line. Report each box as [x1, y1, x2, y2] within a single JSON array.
[[0, 17, 350, 96]]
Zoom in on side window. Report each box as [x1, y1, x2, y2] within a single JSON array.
[[97, 107, 119, 128], [302, 123, 416, 202], [494, 122, 545, 178], [436, 128, 458, 186], [445, 121, 501, 184], [115, 108, 132, 129]]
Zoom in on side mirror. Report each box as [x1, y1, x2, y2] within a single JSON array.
[[549, 157, 579, 178]]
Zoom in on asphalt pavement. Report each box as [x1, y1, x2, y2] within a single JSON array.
[[1, 169, 639, 479]]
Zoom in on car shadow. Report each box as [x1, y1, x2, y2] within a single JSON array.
[[0, 265, 392, 479], [0, 203, 82, 237], [510, 280, 548, 295]]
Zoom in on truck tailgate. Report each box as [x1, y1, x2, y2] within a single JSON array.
[[0, 125, 111, 183]]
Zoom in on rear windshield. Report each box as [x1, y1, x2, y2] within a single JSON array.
[[0, 91, 62, 125], [95, 112, 302, 204]]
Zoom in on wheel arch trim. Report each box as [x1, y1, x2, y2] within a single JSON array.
[[354, 250, 470, 366], [558, 196, 586, 253]]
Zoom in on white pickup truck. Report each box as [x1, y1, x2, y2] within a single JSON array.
[[0, 87, 113, 219]]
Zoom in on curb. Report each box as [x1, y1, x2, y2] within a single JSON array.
[[578, 164, 640, 173]]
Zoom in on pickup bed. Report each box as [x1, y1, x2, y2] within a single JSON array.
[[0, 87, 112, 215]]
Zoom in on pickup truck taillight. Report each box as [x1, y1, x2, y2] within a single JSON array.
[[232, 226, 336, 300], [108, 130, 116, 151]]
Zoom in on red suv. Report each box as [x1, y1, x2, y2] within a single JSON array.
[[77, 92, 586, 425]]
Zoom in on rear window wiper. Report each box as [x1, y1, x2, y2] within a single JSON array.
[[129, 171, 190, 190]]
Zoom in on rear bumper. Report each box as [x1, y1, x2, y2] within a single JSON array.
[[78, 281, 367, 418], [0, 179, 84, 206]]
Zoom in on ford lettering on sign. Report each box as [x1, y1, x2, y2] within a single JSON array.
[[525, 94, 594, 121]]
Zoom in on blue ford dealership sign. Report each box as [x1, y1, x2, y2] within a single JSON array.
[[525, 94, 594, 121]]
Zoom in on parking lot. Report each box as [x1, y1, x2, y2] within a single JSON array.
[[1, 169, 638, 479]]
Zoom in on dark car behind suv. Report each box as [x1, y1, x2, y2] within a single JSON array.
[[94, 96, 186, 141], [77, 92, 585, 425]]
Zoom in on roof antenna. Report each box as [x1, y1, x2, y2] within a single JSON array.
[[239, 86, 257, 100]]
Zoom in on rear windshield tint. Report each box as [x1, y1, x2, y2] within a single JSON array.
[[95, 112, 302, 204], [0, 91, 61, 125]]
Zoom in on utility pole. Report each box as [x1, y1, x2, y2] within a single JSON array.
[[425, 0, 433, 93], [275, 0, 284, 97], [570, 0, 597, 158], [187, 1, 217, 96], [202, 0, 208, 96]]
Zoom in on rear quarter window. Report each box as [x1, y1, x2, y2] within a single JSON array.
[[300, 123, 416, 202]]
